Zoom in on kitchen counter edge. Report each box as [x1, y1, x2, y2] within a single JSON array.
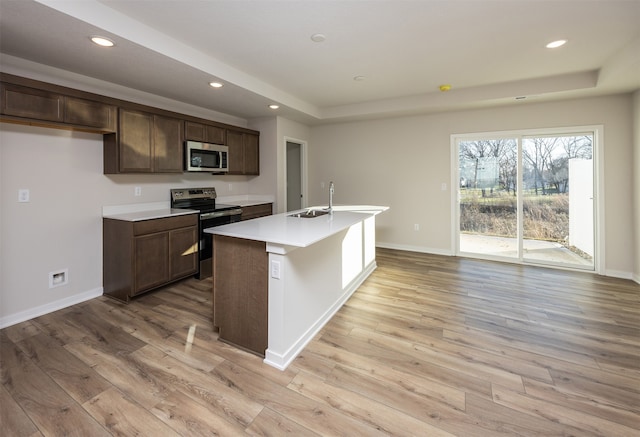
[[103, 208, 199, 222]]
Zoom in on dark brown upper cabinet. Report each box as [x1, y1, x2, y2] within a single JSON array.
[[227, 130, 259, 175], [185, 121, 226, 144], [104, 108, 184, 174], [1, 73, 260, 176], [64, 96, 117, 131], [1, 82, 116, 132]]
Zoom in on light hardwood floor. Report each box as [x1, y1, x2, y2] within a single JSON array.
[[2, 248, 639, 436]]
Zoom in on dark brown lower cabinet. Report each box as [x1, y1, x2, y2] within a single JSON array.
[[103, 213, 198, 302], [213, 235, 268, 356]]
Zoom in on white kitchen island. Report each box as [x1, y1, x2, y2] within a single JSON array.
[[205, 206, 387, 370]]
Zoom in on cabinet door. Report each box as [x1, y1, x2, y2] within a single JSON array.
[[64, 96, 116, 131], [119, 109, 153, 172], [1, 83, 63, 122], [244, 133, 260, 175], [185, 121, 225, 144], [226, 130, 245, 174], [153, 114, 184, 173], [185, 121, 206, 141], [205, 125, 225, 144], [169, 226, 198, 280], [134, 232, 170, 294]]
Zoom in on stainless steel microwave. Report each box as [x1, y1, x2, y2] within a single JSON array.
[[185, 141, 229, 172]]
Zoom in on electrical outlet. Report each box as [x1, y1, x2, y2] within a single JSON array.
[[228, 183, 233, 191], [18, 189, 30, 202], [414, 224, 420, 231], [134, 186, 142, 196], [441, 182, 447, 191]]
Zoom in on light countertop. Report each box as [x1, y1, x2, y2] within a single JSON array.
[[205, 205, 387, 248], [101, 195, 273, 221]]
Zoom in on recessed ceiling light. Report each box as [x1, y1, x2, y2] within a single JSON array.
[[269, 104, 279, 110], [546, 39, 567, 49], [91, 36, 114, 47], [209, 82, 223, 88], [310, 33, 326, 43]]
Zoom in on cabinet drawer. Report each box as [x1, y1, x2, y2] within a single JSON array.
[[133, 214, 197, 235]]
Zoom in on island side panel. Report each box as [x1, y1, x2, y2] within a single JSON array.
[[213, 235, 268, 356], [265, 217, 378, 370]]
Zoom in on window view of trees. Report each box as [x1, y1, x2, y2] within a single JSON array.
[[459, 134, 593, 263]]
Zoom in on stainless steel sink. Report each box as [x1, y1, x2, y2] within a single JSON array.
[[288, 209, 330, 218]]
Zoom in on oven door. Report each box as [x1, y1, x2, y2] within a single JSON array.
[[198, 209, 242, 279]]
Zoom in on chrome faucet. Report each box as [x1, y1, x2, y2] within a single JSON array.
[[328, 181, 334, 214]]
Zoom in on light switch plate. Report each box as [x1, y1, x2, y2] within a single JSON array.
[[271, 260, 281, 279]]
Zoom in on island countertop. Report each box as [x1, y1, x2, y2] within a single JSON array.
[[204, 205, 387, 248]]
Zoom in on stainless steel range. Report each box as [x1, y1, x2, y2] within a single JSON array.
[[170, 187, 242, 279]]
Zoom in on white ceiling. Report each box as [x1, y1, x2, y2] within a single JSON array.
[[1, 0, 639, 124]]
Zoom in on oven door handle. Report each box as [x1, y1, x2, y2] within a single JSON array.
[[200, 208, 243, 220]]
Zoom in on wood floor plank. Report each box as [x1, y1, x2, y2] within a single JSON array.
[[0, 384, 39, 436], [1, 333, 110, 436], [319, 329, 494, 398], [350, 326, 527, 392], [245, 407, 320, 436], [16, 332, 113, 404], [63, 339, 174, 410], [83, 387, 180, 436], [304, 338, 467, 411], [150, 387, 248, 436], [290, 370, 456, 436], [492, 384, 639, 437], [523, 377, 640, 430], [129, 344, 264, 428], [323, 363, 510, 436], [464, 392, 596, 437], [211, 360, 388, 436], [2, 247, 638, 436]]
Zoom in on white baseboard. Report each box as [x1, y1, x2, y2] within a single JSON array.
[[604, 269, 634, 280], [376, 242, 454, 256], [633, 273, 640, 285], [0, 287, 103, 329], [264, 261, 377, 370]]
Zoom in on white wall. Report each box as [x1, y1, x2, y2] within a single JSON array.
[[309, 94, 636, 277], [633, 90, 640, 284], [0, 123, 254, 326], [247, 117, 311, 214]]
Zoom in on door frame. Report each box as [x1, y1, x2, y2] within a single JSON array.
[[450, 125, 604, 274], [284, 137, 308, 212]]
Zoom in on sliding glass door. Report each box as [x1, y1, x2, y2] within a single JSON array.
[[456, 129, 595, 270]]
